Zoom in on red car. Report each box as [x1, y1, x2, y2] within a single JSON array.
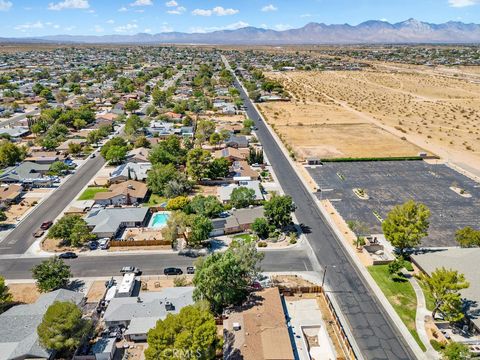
[[40, 221, 53, 230]]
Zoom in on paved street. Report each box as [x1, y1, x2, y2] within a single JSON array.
[[0, 155, 106, 254], [0, 109, 40, 127], [227, 59, 416, 359], [0, 249, 312, 279]]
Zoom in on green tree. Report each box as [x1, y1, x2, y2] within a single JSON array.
[[441, 342, 472, 360], [186, 148, 211, 181], [125, 114, 145, 136], [72, 118, 87, 130], [166, 196, 191, 211], [455, 226, 480, 248], [208, 158, 229, 179], [193, 242, 263, 314], [145, 302, 219, 360], [209, 132, 222, 145], [252, 217, 270, 239], [264, 194, 295, 229], [162, 211, 190, 244], [382, 200, 430, 253], [195, 120, 216, 143], [187, 195, 224, 218], [0, 210, 7, 223], [230, 187, 256, 209], [100, 136, 127, 157], [134, 136, 150, 148], [0, 275, 12, 312], [347, 220, 369, 249], [387, 258, 404, 278], [125, 99, 140, 113], [48, 215, 95, 247], [68, 142, 83, 155], [420, 267, 469, 322], [32, 257, 72, 292], [37, 301, 92, 355], [149, 135, 185, 165], [147, 163, 178, 195], [163, 174, 193, 198], [87, 130, 102, 145], [48, 161, 70, 176], [188, 215, 212, 247], [0, 141, 27, 166], [105, 145, 127, 165]]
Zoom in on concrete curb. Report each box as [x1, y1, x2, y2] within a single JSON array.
[[223, 55, 425, 360]]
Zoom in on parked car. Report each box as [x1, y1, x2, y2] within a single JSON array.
[[33, 229, 45, 238], [186, 266, 195, 274], [40, 221, 53, 230], [90, 153, 96, 158], [164, 267, 183, 276], [98, 238, 110, 250], [59, 252, 77, 259], [120, 266, 142, 275], [89, 241, 98, 250]]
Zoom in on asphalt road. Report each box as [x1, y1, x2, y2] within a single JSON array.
[[0, 248, 313, 279], [228, 64, 416, 359], [0, 109, 40, 127], [0, 154, 106, 254]]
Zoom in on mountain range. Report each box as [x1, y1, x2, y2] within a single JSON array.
[[2, 19, 480, 45]]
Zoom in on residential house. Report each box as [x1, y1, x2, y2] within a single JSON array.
[[0, 184, 23, 208], [211, 206, 264, 236], [0, 161, 51, 185], [0, 126, 30, 139], [223, 288, 295, 360], [126, 147, 150, 163], [226, 135, 249, 149], [218, 180, 264, 204], [0, 289, 84, 360], [25, 151, 65, 165], [85, 207, 150, 238], [93, 180, 149, 206], [214, 147, 249, 162], [231, 160, 259, 180], [103, 287, 194, 341], [109, 162, 151, 183]]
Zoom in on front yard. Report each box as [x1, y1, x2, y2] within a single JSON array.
[[368, 265, 426, 351], [77, 186, 108, 200]]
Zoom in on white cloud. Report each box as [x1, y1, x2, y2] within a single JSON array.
[[118, 6, 128, 11], [48, 0, 89, 10], [15, 21, 45, 31], [192, 6, 239, 16], [300, 13, 312, 18], [261, 4, 277, 12], [64, 25, 75, 31], [0, 0, 12, 11], [114, 22, 139, 33], [448, 0, 480, 6], [165, 0, 177, 6], [106, 19, 115, 24], [94, 25, 104, 32], [190, 21, 248, 33], [274, 23, 293, 31], [130, 0, 153, 6], [167, 5, 185, 14]]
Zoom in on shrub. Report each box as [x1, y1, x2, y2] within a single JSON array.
[[430, 339, 446, 352], [257, 241, 267, 248]]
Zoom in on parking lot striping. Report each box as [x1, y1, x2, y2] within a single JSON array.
[[307, 160, 480, 247]]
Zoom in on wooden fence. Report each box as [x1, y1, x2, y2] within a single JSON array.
[[277, 285, 357, 360], [110, 240, 171, 247]]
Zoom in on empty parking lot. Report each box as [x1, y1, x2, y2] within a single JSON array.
[[307, 160, 480, 247]]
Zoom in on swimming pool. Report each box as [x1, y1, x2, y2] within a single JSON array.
[[148, 212, 170, 228]]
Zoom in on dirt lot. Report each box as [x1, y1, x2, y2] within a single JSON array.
[[7, 283, 41, 304], [261, 66, 480, 169], [86, 280, 107, 303]]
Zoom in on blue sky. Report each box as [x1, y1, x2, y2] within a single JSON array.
[[0, 0, 480, 37]]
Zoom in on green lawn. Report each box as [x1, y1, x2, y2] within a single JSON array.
[[232, 233, 257, 243], [77, 187, 108, 200], [368, 265, 427, 352], [418, 279, 435, 312], [145, 194, 167, 207]]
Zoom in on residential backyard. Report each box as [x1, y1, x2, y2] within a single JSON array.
[[77, 186, 108, 200], [368, 265, 426, 351]]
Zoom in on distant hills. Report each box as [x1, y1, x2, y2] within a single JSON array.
[[2, 19, 480, 45]]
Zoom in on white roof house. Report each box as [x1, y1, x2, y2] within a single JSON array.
[[217, 180, 264, 203]]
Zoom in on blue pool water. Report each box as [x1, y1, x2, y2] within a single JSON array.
[[149, 212, 170, 228]]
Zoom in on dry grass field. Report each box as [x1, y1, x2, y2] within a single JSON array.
[[260, 66, 480, 171]]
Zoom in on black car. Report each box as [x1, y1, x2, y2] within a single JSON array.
[[59, 252, 77, 259], [164, 267, 183, 276]]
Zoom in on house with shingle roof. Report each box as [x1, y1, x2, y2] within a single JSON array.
[[0, 289, 84, 360]]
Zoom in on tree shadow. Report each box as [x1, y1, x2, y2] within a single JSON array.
[[67, 279, 86, 292], [223, 329, 244, 360]]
